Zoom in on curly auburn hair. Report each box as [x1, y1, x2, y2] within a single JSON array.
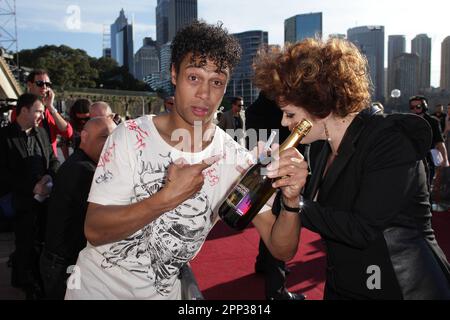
[[171, 20, 241, 74], [253, 38, 373, 119]]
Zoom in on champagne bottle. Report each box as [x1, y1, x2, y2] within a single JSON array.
[[219, 119, 313, 230]]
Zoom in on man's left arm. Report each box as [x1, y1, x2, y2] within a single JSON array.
[[430, 117, 449, 167], [0, 131, 13, 196], [45, 89, 73, 138], [47, 145, 61, 177], [436, 142, 449, 167], [34, 136, 60, 197], [253, 205, 301, 262]]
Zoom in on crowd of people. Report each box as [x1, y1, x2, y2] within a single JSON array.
[[0, 20, 449, 300]]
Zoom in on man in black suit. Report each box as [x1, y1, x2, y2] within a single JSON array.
[[0, 93, 60, 299], [245, 92, 305, 300], [40, 117, 116, 299], [409, 96, 449, 186], [218, 96, 245, 144]]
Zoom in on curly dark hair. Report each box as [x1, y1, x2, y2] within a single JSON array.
[[171, 20, 241, 74], [253, 38, 373, 119]]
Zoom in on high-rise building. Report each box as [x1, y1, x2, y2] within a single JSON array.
[[412, 34, 432, 90], [387, 35, 406, 96], [392, 53, 420, 110], [134, 38, 160, 81], [227, 30, 268, 106], [158, 42, 174, 95], [285, 12, 322, 43], [347, 26, 385, 102], [102, 24, 111, 59], [168, 0, 197, 43], [156, 0, 170, 46], [440, 36, 450, 92], [102, 48, 112, 59], [157, 0, 197, 47], [110, 9, 134, 74]]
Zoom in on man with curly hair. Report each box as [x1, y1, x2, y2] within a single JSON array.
[[65, 21, 308, 300]]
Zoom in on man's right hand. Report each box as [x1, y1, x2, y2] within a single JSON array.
[[42, 88, 56, 111], [163, 156, 220, 206]]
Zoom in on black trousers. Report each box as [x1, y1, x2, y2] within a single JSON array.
[[39, 249, 72, 300], [12, 200, 47, 288], [256, 239, 288, 298]]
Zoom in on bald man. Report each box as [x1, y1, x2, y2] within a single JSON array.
[[40, 117, 116, 299], [90, 101, 113, 118]]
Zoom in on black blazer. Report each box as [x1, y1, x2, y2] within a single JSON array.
[[0, 123, 60, 210], [300, 110, 450, 300]]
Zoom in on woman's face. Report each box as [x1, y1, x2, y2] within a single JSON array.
[[280, 104, 327, 144]]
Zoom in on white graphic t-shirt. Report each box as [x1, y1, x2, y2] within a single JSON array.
[[65, 115, 252, 300]]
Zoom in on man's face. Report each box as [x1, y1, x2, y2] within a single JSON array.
[[75, 112, 90, 130], [23, 101, 45, 129], [171, 54, 229, 126], [232, 99, 243, 113], [85, 119, 116, 162], [164, 96, 175, 112], [409, 99, 425, 115], [27, 74, 51, 98]]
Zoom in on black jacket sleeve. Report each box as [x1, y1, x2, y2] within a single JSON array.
[[38, 127, 60, 178], [301, 128, 423, 249], [0, 129, 13, 196], [47, 149, 60, 179]]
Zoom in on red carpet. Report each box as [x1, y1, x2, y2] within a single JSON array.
[[191, 210, 450, 300]]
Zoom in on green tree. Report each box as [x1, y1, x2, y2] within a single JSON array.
[[16, 45, 151, 92]]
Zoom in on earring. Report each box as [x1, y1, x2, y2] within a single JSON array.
[[324, 123, 331, 142]]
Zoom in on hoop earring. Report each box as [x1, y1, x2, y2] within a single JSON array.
[[324, 123, 331, 142]]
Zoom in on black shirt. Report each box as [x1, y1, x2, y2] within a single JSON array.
[[423, 113, 444, 147], [432, 113, 446, 133], [12, 123, 47, 195], [45, 148, 97, 262], [23, 127, 47, 185], [233, 114, 243, 130]]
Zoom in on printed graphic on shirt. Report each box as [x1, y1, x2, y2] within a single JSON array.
[[99, 150, 214, 296], [126, 119, 150, 151]]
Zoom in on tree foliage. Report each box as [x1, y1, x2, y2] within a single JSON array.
[[16, 45, 151, 92]]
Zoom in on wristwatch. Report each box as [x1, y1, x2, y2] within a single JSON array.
[[50, 106, 58, 114], [280, 195, 304, 214]]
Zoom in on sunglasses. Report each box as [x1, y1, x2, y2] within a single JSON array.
[[34, 80, 52, 88], [409, 105, 423, 110]]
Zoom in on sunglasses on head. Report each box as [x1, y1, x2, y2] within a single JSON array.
[[34, 80, 52, 88]]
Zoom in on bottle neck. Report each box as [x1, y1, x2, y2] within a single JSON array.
[[279, 131, 304, 152]]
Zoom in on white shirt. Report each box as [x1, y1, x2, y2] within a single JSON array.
[[65, 115, 252, 300]]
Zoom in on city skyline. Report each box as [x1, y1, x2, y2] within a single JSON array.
[[14, 0, 450, 87]]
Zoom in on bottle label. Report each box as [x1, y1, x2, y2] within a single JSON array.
[[226, 183, 251, 216]]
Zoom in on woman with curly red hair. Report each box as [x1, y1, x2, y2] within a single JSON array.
[[254, 38, 450, 300]]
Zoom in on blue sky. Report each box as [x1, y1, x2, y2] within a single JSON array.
[[10, 0, 450, 87]]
